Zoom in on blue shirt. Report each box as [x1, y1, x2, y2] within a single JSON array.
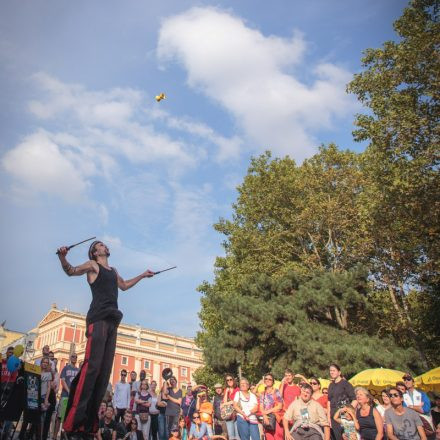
[[189, 423, 208, 439]]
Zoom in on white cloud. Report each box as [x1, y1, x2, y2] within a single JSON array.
[[2, 130, 89, 201], [157, 7, 356, 161], [151, 108, 243, 160]]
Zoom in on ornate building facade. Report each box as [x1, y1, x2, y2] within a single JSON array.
[[30, 304, 203, 385]]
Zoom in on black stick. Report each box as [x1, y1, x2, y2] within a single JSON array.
[[154, 266, 177, 275], [56, 236, 96, 254]]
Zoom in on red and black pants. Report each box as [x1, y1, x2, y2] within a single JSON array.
[[63, 319, 118, 433]]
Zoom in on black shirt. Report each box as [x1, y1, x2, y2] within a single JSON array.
[[99, 419, 116, 440], [87, 264, 123, 326], [213, 394, 224, 420], [328, 379, 356, 414], [116, 422, 130, 440]]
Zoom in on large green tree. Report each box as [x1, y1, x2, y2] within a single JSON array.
[[347, 0, 440, 366], [196, 0, 439, 379]]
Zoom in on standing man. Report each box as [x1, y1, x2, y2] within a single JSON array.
[[280, 369, 301, 411], [57, 240, 154, 437], [163, 376, 182, 437], [1, 346, 18, 440], [53, 353, 80, 440], [114, 370, 131, 423]]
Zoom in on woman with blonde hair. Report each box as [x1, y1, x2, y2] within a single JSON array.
[[354, 387, 383, 440]]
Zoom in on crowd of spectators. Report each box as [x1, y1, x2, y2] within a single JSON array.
[[1, 346, 439, 440]]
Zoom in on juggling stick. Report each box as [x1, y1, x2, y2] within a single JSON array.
[[55, 236, 96, 254], [154, 266, 177, 275]]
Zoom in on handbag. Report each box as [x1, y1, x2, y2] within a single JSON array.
[[220, 403, 235, 421], [258, 413, 276, 431]]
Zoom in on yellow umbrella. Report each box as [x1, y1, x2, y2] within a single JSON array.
[[414, 367, 440, 392], [256, 380, 282, 394], [318, 378, 331, 389], [349, 368, 406, 396]]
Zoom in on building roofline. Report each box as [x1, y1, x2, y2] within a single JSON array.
[[39, 306, 197, 343]]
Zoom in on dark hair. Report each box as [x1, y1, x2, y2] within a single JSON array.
[[329, 363, 341, 371], [225, 374, 237, 388], [302, 383, 313, 393], [264, 373, 275, 380], [310, 377, 321, 387], [88, 240, 101, 260], [388, 387, 403, 398], [124, 409, 133, 416], [395, 381, 407, 390], [7, 346, 14, 351], [121, 369, 128, 375], [285, 368, 293, 374], [131, 370, 136, 374]]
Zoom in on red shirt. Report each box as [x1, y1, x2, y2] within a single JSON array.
[[314, 394, 328, 409], [1, 359, 18, 384], [227, 387, 239, 401], [281, 383, 301, 410]]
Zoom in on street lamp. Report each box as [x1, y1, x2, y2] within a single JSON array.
[[70, 322, 77, 356]]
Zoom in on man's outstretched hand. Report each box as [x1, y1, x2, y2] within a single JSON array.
[[142, 269, 155, 278]]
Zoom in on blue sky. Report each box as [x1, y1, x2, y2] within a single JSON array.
[[0, 0, 407, 337]]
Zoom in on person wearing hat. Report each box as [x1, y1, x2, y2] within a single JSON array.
[[213, 383, 227, 437], [57, 240, 155, 438], [401, 374, 431, 416]]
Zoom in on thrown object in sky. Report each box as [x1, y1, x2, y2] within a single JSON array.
[[155, 93, 166, 102]]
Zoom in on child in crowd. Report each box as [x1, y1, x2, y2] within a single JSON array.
[[333, 405, 360, 440]]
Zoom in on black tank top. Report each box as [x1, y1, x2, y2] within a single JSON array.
[[356, 406, 377, 440], [86, 263, 123, 326]]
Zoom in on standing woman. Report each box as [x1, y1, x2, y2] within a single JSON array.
[[149, 381, 160, 440], [310, 378, 328, 412], [354, 387, 383, 440], [258, 373, 283, 440], [327, 364, 356, 440], [135, 380, 152, 440], [157, 382, 168, 440], [40, 356, 54, 440], [233, 378, 259, 440], [223, 375, 239, 440]]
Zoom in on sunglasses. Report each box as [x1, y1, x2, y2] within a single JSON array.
[[310, 382, 319, 385], [121, 373, 127, 377], [193, 416, 200, 419], [388, 393, 400, 398], [403, 378, 412, 381]]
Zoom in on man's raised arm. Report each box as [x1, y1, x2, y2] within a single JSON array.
[[115, 269, 154, 291], [57, 246, 97, 277]]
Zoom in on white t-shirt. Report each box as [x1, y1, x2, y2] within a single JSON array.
[[234, 391, 258, 423]]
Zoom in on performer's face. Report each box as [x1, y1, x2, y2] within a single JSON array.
[[93, 242, 110, 258]]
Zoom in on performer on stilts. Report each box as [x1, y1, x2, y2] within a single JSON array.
[[57, 240, 154, 439]]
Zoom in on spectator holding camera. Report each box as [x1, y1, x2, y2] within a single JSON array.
[[328, 364, 356, 440], [283, 383, 330, 440]]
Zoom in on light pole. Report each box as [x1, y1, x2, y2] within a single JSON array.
[[70, 322, 77, 356]]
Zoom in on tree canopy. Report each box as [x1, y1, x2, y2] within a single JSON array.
[[196, 0, 439, 381]]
